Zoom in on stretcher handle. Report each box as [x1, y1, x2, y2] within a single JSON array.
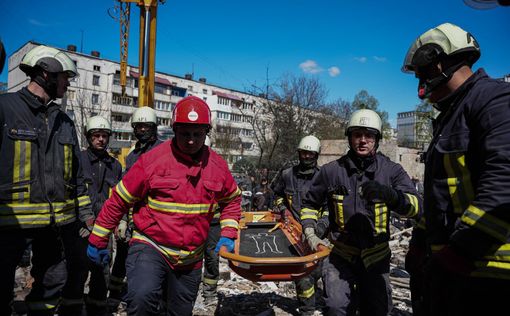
[[219, 245, 330, 265]]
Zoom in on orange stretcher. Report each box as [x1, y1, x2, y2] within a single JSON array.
[[219, 210, 331, 282]]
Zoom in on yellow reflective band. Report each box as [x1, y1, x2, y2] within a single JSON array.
[[203, 277, 219, 285], [416, 216, 426, 230], [60, 297, 84, 306], [77, 195, 91, 206], [132, 231, 205, 265], [218, 187, 241, 203], [220, 218, 239, 229], [361, 242, 390, 269], [26, 298, 59, 311], [92, 223, 112, 238], [63, 144, 72, 181], [213, 207, 221, 219], [374, 203, 388, 234], [461, 205, 510, 243], [444, 153, 474, 214], [404, 193, 419, 217], [430, 244, 446, 253], [148, 197, 214, 214], [12, 140, 31, 201], [300, 208, 318, 221], [116, 180, 139, 204], [297, 285, 315, 299], [275, 197, 284, 206], [472, 260, 510, 279]]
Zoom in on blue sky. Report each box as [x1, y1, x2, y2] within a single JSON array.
[[1, 0, 509, 126]]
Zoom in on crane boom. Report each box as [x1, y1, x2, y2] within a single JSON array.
[[118, 0, 163, 108]]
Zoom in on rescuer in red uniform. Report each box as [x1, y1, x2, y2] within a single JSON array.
[[88, 96, 241, 316]]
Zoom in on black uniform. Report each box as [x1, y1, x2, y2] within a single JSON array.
[[109, 138, 163, 298], [301, 151, 420, 316], [60, 148, 122, 314], [423, 69, 510, 315], [0, 87, 92, 315], [273, 165, 328, 316]]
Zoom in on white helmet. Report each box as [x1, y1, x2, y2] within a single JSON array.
[[402, 23, 480, 73], [20, 45, 78, 78], [204, 135, 212, 147], [346, 109, 382, 136], [131, 106, 157, 127], [297, 135, 321, 154], [86, 116, 111, 134]]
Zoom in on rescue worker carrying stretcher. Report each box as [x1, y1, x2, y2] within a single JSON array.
[[272, 135, 328, 316], [402, 22, 510, 316], [300, 109, 421, 316], [88, 96, 241, 316], [0, 44, 93, 316]]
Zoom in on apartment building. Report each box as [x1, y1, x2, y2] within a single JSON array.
[[7, 41, 261, 166]]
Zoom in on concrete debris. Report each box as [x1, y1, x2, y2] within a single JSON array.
[[12, 220, 416, 315]]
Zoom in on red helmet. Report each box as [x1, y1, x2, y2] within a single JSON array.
[[172, 96, 211, 128]]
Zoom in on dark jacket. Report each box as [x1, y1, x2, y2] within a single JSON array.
[[273, 165, 329, 236], [125, 138, 163, 173], [81, 148, 122, 216], [301, 151, 421, 270], [0, 87, 92, 229], [423, 69, 510, 279]]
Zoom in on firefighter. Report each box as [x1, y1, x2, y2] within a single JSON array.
[[60, 116, 123, 315], [201, 135, 222, 306], [272, 135, 328, 316], [88, 96, 241, 316], [0, 45, 92, 315], [402, 22, 510, 315], [300, 109, 421, 316], [108, 106, 163, 304]]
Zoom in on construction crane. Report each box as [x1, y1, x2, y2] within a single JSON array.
[[112, 0, 165, 108]]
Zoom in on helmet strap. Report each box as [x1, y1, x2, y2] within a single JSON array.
[[33, 70, 59, 101], [418, 61, 466, 100]]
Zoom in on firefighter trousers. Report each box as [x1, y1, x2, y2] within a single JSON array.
[[125, 242, 202, 316], [60, 234, 110, 315], [294, 264, 322, 316], [0, 222, 79, 316], [109, 238, 129, 299], [321, 254, 392, 316], [202, 223, 220, 299]]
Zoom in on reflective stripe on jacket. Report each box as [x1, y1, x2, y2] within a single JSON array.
[[301, 151, 421, 270], [89, 140, 241, 269], [0, 88, 92, 229], [424, 69, 510, 279]]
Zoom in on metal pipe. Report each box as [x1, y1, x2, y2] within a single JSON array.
[[143, 6, 150, 78]]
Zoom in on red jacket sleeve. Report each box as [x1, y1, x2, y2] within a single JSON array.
[[88, 157, 149, 248], [216, 164, 242, 239]]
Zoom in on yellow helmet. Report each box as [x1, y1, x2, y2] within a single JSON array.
[[20, 45, 78, 78], [346, 109, 382, 136], [297, 135, 321, 154], [86, 116, 111, 134], [131, 106, 157, 127], [402, 22, 480, 73]]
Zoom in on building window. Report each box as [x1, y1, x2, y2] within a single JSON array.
[[66, 89, 75, 100], [93, 65, 101, 71], [92, 75, 100, 86], [187, 85, 193, 92], [112, 93, 133, 106], [91, 94, 99, 105], [203, 89, 208, 94]]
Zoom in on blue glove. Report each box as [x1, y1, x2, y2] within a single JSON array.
[[87, 244, 110, 266], [215, 237, 235, 254]]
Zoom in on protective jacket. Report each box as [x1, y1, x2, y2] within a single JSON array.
[[273, 165, 329, 235], [89, 140, 241, 269], [125, 138, 163, 172], [301, 151, 420, 271], [0, 87, 92, 229], [80, 148, 122, 216], [423, 69, 510, 279]]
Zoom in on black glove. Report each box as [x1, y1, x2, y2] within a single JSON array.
[[360, 180, 398, 206]]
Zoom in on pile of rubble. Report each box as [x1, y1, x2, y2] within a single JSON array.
[[12, 221, 415, 316]]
